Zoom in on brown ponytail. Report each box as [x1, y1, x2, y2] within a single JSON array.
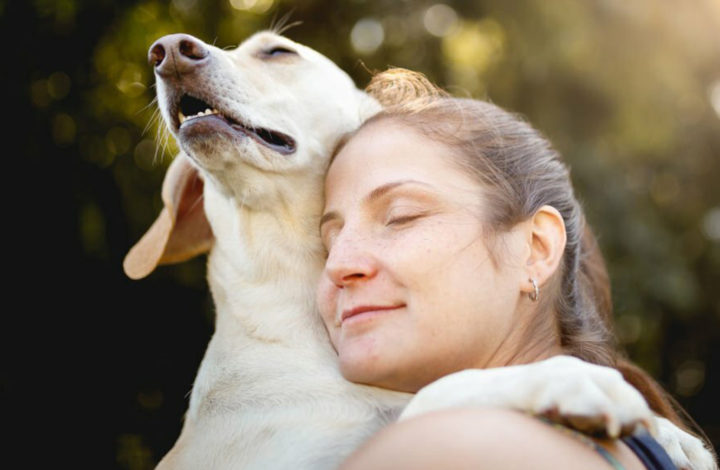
[[578, 223, 690, 426]]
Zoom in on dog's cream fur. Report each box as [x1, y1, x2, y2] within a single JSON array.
[[125, 31, 715, 470]]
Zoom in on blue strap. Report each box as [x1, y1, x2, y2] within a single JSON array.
[[622, 433, 678, 470]]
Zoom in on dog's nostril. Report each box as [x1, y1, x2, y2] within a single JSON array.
[[149, 43, 166, 67], [179, 39, 208, 60]]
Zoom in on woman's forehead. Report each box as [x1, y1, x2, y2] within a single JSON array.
[[329, 121, 452, 177], [325, 122, 481, 208]]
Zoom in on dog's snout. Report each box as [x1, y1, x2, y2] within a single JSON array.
[[148, 34, 209, 76]]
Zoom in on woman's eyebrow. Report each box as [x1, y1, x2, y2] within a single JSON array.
[[363, 180, 434, 204]]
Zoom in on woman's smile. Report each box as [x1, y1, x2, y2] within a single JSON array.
[[339, 304, 406, 327]]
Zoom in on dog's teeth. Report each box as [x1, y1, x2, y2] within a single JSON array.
[[178, 108, 220, 125]]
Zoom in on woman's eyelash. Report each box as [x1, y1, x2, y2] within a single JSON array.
[[386, 214, 423, 225]]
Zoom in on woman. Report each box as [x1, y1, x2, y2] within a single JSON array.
[[316, 69, 713, 469]]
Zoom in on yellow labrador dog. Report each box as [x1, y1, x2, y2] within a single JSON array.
[[124, 32, 713, 470]]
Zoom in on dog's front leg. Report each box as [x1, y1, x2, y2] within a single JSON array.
[[398, 355, 716, 470], [400, 355, 652, 436]]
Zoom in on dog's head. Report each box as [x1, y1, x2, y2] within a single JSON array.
[[124, 31, 379, 279]]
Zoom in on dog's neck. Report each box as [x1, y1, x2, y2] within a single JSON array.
[[202, 172, 331, 348]]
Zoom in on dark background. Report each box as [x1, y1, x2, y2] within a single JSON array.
[[6, 0, 719, 468]]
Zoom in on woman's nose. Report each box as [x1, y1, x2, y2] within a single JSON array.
[[324, 235, 378, 287]]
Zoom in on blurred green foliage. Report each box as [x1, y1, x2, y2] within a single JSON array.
[[13, 0, 720, 466]]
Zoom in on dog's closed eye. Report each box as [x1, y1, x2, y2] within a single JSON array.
[[259, 46, 297, 59]]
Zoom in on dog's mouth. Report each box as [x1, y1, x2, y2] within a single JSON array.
[[175, 94, 297, 155]]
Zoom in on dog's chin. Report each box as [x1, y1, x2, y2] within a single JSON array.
[[177, 113, 297, 166], [179, 114, 248, 146], [175, 116, 241, 168]]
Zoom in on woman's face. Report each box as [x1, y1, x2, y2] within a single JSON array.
[[317, 121, 530, 393]]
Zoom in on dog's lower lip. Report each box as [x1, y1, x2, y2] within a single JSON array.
[[175, 109, 296, 155], [233, 124, 297, 155]]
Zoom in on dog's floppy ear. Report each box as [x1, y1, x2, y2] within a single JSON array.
[[123, 153, 213, 280]]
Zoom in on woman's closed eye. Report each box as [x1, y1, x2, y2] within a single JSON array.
[[384, 208, 428, 226]]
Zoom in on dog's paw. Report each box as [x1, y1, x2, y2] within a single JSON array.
[[525, 356, 655, 438], [654, 417, 718, 470], [399, 355, 654, 439]]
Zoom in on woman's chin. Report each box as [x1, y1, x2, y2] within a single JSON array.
[[338, 355, 415, 392], [338, 354, 381, 384], [339, 350, 391, 387], [336, 333, 419, 391]]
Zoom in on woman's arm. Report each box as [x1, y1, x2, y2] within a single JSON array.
[[340, 407, 646, 470]]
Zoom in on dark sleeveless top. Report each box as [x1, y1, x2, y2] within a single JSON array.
[[622, 433, 677, 470]]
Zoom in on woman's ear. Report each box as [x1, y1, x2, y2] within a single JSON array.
[[521, 205, 567, 294]]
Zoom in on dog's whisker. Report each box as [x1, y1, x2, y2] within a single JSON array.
[[161, 138, 174, 165], [143, 108, 163, 136], [269, 9, 281, 32], [158, 127, 174, 163], [137, 96, 159, 115], [163, 138, 173, 161], [146, 105, 160, 122], [150, 123, 173, 165], [153, 133, 164, 166], [143, 120, 154, 137], [276, 20, 302, 36], [270, 8, 295, 35], [270, 8, 301, 36], [151, 118, 163, 145]]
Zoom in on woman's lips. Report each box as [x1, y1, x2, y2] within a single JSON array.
[[340, 305, 404, 325]]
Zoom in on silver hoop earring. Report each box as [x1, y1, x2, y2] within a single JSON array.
[[529, 278, 539, 302]]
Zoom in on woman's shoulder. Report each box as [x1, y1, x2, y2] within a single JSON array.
[[339, 407, 646, 470]]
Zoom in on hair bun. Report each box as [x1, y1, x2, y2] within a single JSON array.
[[366, 67, 449, 108]]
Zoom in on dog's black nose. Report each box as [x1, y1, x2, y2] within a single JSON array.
[[148, 34, 209, 76]]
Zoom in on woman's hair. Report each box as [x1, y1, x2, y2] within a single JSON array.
[[338, 67, 703, 436]]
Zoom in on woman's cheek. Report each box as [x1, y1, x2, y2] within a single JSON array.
[[316, 279, 336, 329]]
